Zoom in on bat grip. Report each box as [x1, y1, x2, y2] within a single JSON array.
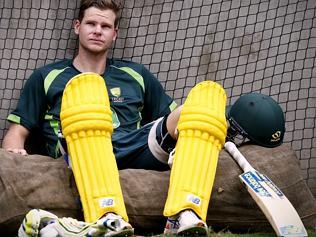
[[224, 141, 254, 172]]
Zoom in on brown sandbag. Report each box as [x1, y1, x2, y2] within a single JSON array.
[[0, 144, 315, 236]]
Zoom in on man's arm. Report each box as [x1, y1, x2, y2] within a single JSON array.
[[2, 123, 30, 155]]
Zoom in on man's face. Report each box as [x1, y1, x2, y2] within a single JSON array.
[[74, 7, 118, 54]]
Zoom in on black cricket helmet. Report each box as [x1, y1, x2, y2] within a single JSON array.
[[226, 92, 285, 147]]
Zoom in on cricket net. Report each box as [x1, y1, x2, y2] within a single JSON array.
[[0, 0, 315, 194]]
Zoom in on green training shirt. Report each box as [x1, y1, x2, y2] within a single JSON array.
[[8, 58, 177, 158]]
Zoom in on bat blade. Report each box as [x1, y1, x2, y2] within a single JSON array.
[[225, 142, 307, 237], [240, 170, 307, 237]]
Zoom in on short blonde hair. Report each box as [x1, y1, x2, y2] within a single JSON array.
[[78, 0, 122, 27]]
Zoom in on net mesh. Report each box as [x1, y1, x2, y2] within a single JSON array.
[[0, 0, 315, 194]]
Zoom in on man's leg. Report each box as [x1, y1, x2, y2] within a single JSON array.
[[163, 81, 227, 235], [59, 73, 133, 236], [60, 72, 128, 223]]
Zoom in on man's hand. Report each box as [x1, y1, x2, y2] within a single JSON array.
[[5, 148, 28, 156], [2, 123, 30, 156]]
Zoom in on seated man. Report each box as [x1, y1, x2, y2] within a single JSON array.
[[3, 0, 285, 236], [9, 81, 286, 237]]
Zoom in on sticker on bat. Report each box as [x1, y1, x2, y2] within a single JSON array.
[[241, 172, 272, 197]]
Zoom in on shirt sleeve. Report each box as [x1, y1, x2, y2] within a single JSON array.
[[7, 69, 47, 131], [141, 65, 177, 125]]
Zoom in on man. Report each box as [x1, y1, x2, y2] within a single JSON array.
[[3, 0, 286, 237], [3, 0, 228, 236]]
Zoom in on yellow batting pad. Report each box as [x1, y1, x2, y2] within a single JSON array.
[[163, 81, 227, 221], [60, 73, 128, 222]]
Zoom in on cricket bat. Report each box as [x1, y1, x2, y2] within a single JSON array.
[[224, 141, 307, 237]]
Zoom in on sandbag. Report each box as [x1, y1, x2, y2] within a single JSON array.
[[0, 144, 315, 236]]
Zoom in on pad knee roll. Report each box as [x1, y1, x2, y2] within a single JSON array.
[[163, 81, 227, 220], [60, 73, 128, 222]]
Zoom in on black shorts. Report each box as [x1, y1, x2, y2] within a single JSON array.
[[112, 117, 174, 171]]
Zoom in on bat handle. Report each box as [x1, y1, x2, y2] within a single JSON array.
[[224, 141, 255, 173]]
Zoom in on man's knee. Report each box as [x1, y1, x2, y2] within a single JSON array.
[[166, 105, 182, 139]]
